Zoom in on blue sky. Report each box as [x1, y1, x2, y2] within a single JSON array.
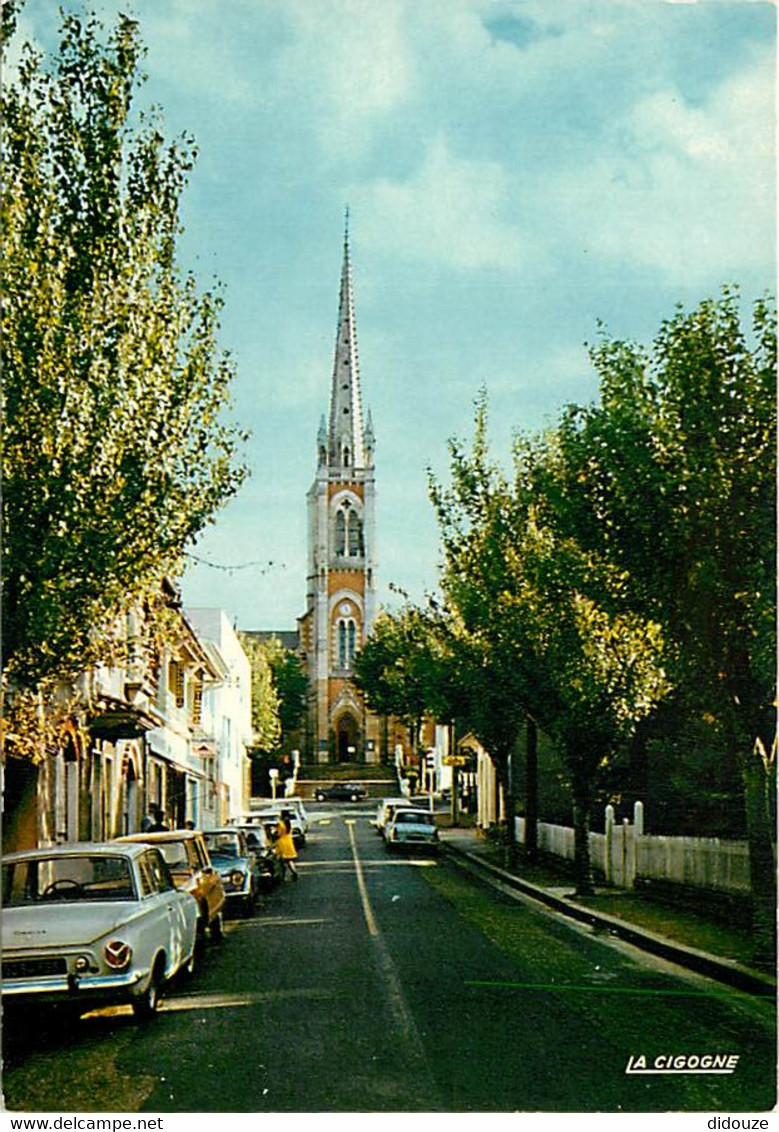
[[11, 0, 776, 631]]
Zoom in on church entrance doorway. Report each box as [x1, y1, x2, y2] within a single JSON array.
[[336, 712, 360, 763]]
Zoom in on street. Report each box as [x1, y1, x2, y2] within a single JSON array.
[[4, 806, 775, 1113]]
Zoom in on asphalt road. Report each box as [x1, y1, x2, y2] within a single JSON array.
[[3, 806, 776, 1113]]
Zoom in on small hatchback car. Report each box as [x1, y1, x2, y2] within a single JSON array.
[[118, 831, 226, 944]]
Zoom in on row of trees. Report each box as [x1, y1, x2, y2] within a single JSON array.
[[1, 8, 247, 754], [355, 291, 776, 965]]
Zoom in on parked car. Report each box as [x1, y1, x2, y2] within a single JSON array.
[[231, 823, 284, 890], [241, 807, 306, 849], [2, 842, 198, 1020], [250, 797, 309, 836], [202, 829, 261, 916], [314, 782, 367, 803], [117, 830, 226, 944], [375, 797, 415, 833], [385, 808, 439, 852]]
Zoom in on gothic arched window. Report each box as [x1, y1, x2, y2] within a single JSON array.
[[335, 510, 346, 556], [348, 514, 363, 557], [338, 621, 347, 668], [335, 618, 357, 669]]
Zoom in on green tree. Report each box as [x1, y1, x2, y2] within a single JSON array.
[[239, 636, 282, 753], [354, 606, 436, 766], [532, 291, 776, 956], [262, 637, 308, 745], [432, 398, 670, 889], [1, 12, 247, 750]]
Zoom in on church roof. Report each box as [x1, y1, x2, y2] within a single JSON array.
[[328, 210, 366, 469]]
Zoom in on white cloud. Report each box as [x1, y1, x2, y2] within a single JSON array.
[[357, 137, 528, 270], [271, 0, 414, 155]]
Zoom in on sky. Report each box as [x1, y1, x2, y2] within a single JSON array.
[[10, 0, 776, 632]]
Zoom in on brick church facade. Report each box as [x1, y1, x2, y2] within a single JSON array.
[[297, 219, 383, 764]]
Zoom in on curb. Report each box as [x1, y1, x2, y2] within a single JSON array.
[[440, 840, 776, 999]]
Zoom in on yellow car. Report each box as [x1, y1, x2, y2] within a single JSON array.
[[117, 830, 226, 945]]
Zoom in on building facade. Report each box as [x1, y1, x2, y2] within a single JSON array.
[[298, 220, 381, 764], [2, 588, 252, 853]]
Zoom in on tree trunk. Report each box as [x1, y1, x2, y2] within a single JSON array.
[[571, 756, 595, 896], [742, 737, 777, 969], [494, 748, 518, 870], [525, 716, 539, 863]]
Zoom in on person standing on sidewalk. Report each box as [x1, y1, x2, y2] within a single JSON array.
[[275, 815, 298, 881]]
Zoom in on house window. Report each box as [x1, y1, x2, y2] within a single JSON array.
[[192, 677, 203, 725], [169, 661, 185, 708]]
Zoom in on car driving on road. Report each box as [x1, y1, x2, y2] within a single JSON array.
[[384, 808, 439, 853], [2, 842, 199, 1020], [314, 782, 367, 803]]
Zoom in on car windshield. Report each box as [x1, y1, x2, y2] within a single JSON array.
[[204, 833, 241, 859], [395, 812, 433, 825], [3, 855, 136, 906], [156, 842, 190, 869]]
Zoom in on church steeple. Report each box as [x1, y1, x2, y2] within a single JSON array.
[[328, 209, 365, 470]]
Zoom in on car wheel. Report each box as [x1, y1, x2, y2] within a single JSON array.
[[132, 960, 163, 1020], [210, 910, 225, 942]]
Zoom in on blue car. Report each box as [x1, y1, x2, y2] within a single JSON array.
[[202, 829, 261, 917]]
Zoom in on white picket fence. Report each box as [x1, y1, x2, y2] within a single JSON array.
[[515, 804, 751, 894]]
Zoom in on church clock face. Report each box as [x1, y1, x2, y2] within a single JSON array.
[[339, 602, 352, 616]]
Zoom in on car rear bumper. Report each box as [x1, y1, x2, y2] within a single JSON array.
[[2, 967, 146, 999]]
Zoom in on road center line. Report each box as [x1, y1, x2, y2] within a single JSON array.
[[345, 820, 442, 1110], [347, 821, 379, 937]]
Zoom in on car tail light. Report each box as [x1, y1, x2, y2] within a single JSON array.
[[104, 940, 132, 969]]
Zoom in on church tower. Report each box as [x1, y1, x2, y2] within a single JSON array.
[[299, 216, 380, 763]]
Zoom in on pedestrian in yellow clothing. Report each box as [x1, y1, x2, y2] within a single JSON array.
[[275, 816, 298, 881]]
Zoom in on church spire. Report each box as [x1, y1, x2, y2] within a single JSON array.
[[328, 208, 365, 469]]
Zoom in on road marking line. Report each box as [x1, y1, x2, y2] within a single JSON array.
[[231, 917, 330, 928], [465, 979, 768, 998], [347, 822, 379, 937], [82, 988, 335, 1019], [346, 821, 442, 1110]]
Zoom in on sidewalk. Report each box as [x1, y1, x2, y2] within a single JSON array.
[[438, 825, 776, 999]]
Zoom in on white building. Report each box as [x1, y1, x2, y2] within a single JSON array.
[[186, 608, 252, 825]]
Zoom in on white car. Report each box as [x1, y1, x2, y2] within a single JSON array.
[[2, 842, 198, 1020], [378, 799, 426, 837], [238, 806, 306, 849], [384, 809, 439, 852]]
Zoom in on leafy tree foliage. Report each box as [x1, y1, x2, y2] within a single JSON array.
[[354, 606, 438, 760], [431, 398, 670, 887], [239, 636, 281, 754], [1, 12, 247, 723], [257, 636, 308, 746], [527, 291, 776, 955]]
